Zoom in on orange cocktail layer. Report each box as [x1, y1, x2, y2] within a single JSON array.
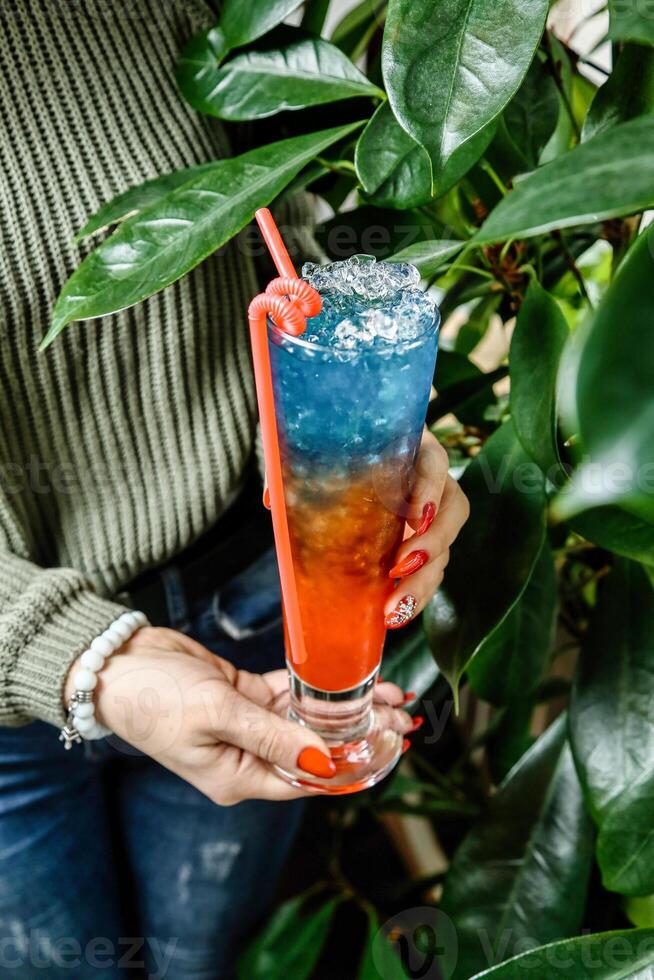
[[284, 467, 407, 691]]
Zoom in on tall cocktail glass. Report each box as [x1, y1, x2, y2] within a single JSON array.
[[269, 255, 439, 793]]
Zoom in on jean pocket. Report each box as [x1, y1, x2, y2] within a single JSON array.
[[212, 547, 282, 641]]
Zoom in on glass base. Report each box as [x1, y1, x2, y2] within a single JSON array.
[[271, 668, 403, 795]]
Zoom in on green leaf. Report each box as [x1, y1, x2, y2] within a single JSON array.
[[539, 33, 577, 165], [358, 907, 408, 979], [469, 929, 654, 978], [598, 772, 654, 896], [178, 31, 381, 121], [355, 103, 432, 209], [627, 895, 654, 928], [42, 123, 362, 348], [609, 0, 654, 45], [424, 420, 546, 699], [238, 891, 340, 980], [389, 239, 464, 277], [509, 281, 569, 474], [382, 0, 548, 188], [382, 619, 439, 698], [454, 293, 501, 356], [551, 228, 654, 523], [486, 700, 535, 783], [428, 351, 505, 427], [570, 559, 654, 819], [569, 507, 654, 566], [474, 117, 654, 244], [503, 52, 559, 169], [583, 43, 654, 142], [570, 559, 654, 896], [301, 0, 331, 36], [468, 539, 557, 706], [74, 164, 217, 243], [220, 0, 304, 48], [316, 204, 439, 261], [332, 0, 387, 60], [439, 719, 594, 979]]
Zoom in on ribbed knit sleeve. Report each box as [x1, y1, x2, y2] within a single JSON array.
[[0, 554, 129, 727]]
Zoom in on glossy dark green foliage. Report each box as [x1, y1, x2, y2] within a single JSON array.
[[424, 421, 546, 700], [609, 0, 654, 45], [389, 239, 464, 276], [469, 929, 654, 978], [475, 117, 654, 244], [571, 560, 654, 895], [382, 0, 548, 186], [382, 619, 439, 698], [178, 30, 381, 121], [427, 351, 505, 427], [468, 540, 557, 706], [439, 719, 594, 979], [238, 891, 340, 979], [74, 164, 217, 242], [569, 507, 654, 566], [553, 227, 654, 523], [43, 124, 361, 347], [332, 0, 387, 60], [583, 44, 654, 142], [510, 280, 569, 474], [217, 0, 304, 50], [316, 204, 440, 260], [503, 52, 559, 169], [356, 103, 432, 209]]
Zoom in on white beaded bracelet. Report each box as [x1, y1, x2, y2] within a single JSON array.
[[59, 610, 149, 750]]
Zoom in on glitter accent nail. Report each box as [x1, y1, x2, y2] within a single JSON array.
[[385, 594, 418, 629]]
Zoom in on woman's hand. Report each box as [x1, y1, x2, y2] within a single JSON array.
[[384, 430, 470, 629], [64, 627, 413, 804]]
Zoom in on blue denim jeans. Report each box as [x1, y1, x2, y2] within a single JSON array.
[[0, 548, 303, 979]]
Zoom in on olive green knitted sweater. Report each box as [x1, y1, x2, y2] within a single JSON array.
[[0, 0, 312, 727]]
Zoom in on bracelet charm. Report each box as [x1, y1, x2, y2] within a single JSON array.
[[59, 610, 148, 749]]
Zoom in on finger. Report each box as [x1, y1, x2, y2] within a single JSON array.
[[390, 476, 469, 574], [374, 680, 405, 706], [373, 703, 414, 734], [384, 552, 450, 627], [405, 431, 449, 531], [195, 746, 320, 804], [230, 668, 289, 707], [207, 684, 336, 779]]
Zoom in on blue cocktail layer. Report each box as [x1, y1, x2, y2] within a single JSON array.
[[268, 256, 439, 471]]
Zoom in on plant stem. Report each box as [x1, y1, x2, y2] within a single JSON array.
[[479, 159, 508, 196], [316, 156, 357, 176], [551, 229, 593, 307], [544, 31, 581, 142]]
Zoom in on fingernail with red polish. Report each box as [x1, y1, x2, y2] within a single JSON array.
[[411, 715, 424, 731], [384, 595, 418, 630], [402, 738, 411, 754], [297, 746, 336, 778], [389, 550, 428, 579], [417, 501, 436, 536], [262, 487, 271, 510], [403, 691, 416, 703]]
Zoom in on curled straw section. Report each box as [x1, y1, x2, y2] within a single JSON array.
[[247, 276, 322, 665], [248, 277, 322, 336]]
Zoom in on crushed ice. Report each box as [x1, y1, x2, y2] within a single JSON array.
[[301, 254, 437, 350]]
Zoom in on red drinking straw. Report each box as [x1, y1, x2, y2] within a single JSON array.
[[247, 208, 322, 666]]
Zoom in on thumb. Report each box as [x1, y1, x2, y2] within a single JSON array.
[[213, 687, 336, 779]]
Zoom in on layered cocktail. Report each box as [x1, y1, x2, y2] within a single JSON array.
[[268, 255, 439, 792]]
